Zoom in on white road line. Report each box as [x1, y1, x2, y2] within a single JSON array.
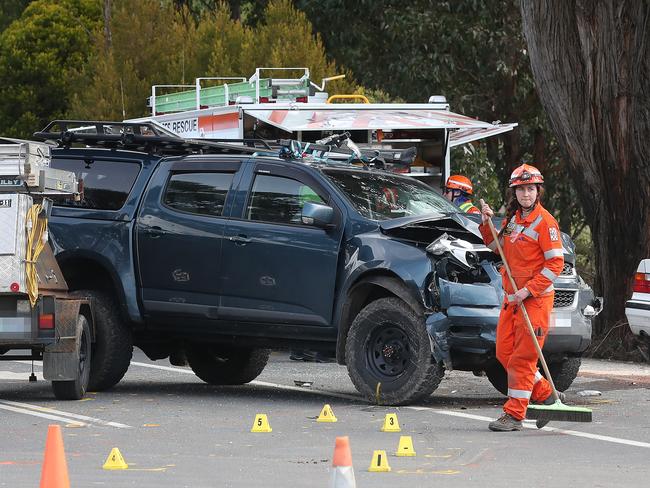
[[0, 403, 86, 426], [130, 361, 361, 400], [130, 361, 194, 374], [131, 360, 650, 449], [0, 400, 131, 429]]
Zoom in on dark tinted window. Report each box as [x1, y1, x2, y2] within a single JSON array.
[[247, 174, 324, 224], [164, 172, 234, 217], [51, 159, 141, 210]]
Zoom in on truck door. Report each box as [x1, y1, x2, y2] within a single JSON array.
[[136, 160, 242, 325], [220, 162, 343, 326]]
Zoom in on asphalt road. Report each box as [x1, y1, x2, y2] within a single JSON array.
[[1, 351, 649, 487]]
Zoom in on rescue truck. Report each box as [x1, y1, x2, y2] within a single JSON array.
[[127, 67, 517, 187]]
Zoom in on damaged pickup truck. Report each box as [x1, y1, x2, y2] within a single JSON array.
[[39, 122, 601, 405]]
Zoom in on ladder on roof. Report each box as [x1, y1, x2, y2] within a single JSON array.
[[148, 67, 344, 115]]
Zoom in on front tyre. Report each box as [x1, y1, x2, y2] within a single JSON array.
[[345, 297, 444, 405], [52, 314, 92, 400]]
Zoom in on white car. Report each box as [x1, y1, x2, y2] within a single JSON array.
[[625, 259, 650, 338]]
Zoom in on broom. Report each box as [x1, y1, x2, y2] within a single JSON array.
[[481, 201, 592, 424]]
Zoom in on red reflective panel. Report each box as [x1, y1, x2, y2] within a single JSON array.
[[39, 314, 54, 329]]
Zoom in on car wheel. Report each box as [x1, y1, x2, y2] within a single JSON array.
[[485, 361, 508, 396], [345, 297, 444, 405], [547, 356, 581, 392], [186, 345, 270, 385], [485, 356, 581, 396], [51, 314, 91, 400], [71, 290, 133, 391]]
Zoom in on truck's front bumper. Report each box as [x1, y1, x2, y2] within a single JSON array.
[[425, 278, 600, 370]]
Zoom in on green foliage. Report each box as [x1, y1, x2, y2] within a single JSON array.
[[69, 0, 357, 121], [69, 0, 196, 120], [0, 0, 101, 137], [0, 0, 31, 33]]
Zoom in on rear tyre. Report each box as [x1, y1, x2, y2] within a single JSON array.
[[485, 356, 581, 396], [72, 290, 133, 391], [345, 297, 444, 405], [186, 345, 270, 385], [52, 314, 91, 400], [547, 356, 581, 392], [485, 361, 508, 396]]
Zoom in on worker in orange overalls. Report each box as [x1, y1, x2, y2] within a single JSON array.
[[479, 164, 565, 431], [443, 175, 481, 214]]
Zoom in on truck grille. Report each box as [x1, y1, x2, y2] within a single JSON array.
[[553, 290, 576, 308], [559, 263, 574, 276]]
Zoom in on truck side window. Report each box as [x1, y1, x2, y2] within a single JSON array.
[[164, 172, 234, 217], [50, 159, 141, 210], [246, 174, 324, 224]]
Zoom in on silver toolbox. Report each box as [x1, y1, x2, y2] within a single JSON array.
[[0, 193, 32, 293]]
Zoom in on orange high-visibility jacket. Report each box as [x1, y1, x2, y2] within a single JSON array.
[[479, 204, 564, 298]]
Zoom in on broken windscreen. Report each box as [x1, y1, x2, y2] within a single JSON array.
[[323, 168, 457, 221]]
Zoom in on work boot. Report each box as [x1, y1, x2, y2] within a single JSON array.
[[535, 391, 566, 429], [488, 413, 523, 432]]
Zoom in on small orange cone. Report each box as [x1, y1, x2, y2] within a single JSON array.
[[330, 436, 356, 488], [40, 424, 70, 488]]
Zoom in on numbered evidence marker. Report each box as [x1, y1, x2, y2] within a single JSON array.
[[368, 450, 391, 472], [103, 447, 129, 470], [251, 413, 272, 433], [380, 413, 401, 432], [396, 435, 416, 457], [317, 404, 337, 423]]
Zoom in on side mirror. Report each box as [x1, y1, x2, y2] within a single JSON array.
[[301, 202, 334, 229]]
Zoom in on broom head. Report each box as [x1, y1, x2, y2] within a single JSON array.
[[526, 400, 592, 423]]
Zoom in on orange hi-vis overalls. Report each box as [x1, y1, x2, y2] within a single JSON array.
[[479, 204, 565, 420]]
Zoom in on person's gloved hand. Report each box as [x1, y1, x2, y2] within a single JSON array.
[[513, 288, 530, 304], [479, 199, 494, 223]]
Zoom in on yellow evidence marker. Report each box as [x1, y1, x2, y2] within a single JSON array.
[[380, 413, 401, 432], [317, 404, 338, 422], [103, 447, 129, 470], [368, 450, 391, 472], [396, 435, 416, 457], [251, 413, 272, 432]]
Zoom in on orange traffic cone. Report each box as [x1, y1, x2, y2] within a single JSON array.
[[40, 424, 70, 488], [330, 436, 356, 488]]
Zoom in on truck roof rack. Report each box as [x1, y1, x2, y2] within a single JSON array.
[[32, 120, 269, 156], [31, 121, 416, 172]]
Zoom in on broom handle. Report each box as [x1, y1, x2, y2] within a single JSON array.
[[481, 203, 559, 402]]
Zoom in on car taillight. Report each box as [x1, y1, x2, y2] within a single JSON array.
[[259, 97, 270, 103], [633, 272, 650, 293], [295, 96, 308, 103], [39, 313, 54, 329]]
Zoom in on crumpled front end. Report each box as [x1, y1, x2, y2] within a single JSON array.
[[426, 262, 503, 370]]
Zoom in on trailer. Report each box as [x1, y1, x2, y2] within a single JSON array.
[[127, 67, 517, 188], [0, 139, 93, 399]]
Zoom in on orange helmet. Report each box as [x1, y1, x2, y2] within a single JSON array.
[[509, 163, 544, 187], [445, 175, 473, 195]]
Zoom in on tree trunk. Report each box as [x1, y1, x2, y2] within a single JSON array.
[[520, 1, 650, 339], [103, 0, 111, 51]]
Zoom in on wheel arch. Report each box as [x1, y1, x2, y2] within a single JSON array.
[[56, 251, 131, 326], [336, 271, 425, 365]]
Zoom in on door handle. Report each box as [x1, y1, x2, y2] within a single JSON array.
[[143, 225, 162, 238], [230, 234, 252, 245]]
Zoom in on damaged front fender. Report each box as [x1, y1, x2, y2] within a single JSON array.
[[426, 262, 503, 370]]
